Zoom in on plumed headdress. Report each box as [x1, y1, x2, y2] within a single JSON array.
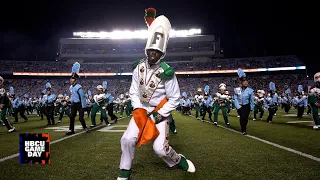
[[9, 87, 15, 97], [297, 85, 304, 95], [71, 62, 80, 79], [102, 81, 107, 90], [237, 68, 247, 82], [45, 80, 52, 90], [285, 88, 291, 94], [219, 83, 227, 90], [144, 8, 156, 28], [269, 82, 276, 93], [204, 85, 210, 96], [182, 92, 187, 98]]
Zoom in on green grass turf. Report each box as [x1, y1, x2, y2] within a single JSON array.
[[210, 109, 320, 158], [0, 109, 319, 180]]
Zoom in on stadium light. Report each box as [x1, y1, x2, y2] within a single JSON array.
[[72, 29, 201, 39]]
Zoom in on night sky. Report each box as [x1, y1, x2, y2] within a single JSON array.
[[1, 0, 317, 73]]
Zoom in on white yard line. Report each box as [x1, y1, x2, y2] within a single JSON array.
[[189, 115, 320, 162], [0, 117, 127, 163]]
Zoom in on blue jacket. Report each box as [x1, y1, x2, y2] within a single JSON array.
[[70, 84, 86, 108], [234, 87, 255, 110]]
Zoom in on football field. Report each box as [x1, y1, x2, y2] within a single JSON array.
[[0, 109, 319, 180]]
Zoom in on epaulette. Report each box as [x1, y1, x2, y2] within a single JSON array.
[[159, 61, 175, 80], [132, 59, 146, 70]]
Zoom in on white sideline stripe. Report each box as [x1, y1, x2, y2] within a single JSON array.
[[286, 121, 313, 123], [189, 115, 320, 163], [0, 117, 127, 163]]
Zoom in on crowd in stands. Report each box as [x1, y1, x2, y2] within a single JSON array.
[[3, 73, 310, 99], [0, 55, 304, 73], [60, 41, 214, 54]]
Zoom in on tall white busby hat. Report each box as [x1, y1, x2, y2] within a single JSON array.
[[96, 85, 104, 91], [219, 83, 227, 90], [144, 8, 171, 63], [314, 72, 320, 86], [0, 76, 5, 96], [0, 76, 4, 87]]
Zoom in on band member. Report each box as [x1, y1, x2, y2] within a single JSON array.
[[213, 83, 230, 126], [253, 90, 266, 120], [234, 68, 254, 135], [117, 8, 195, 180], [309, 72, 320, 130], [0, 76, 15, 132], [265, 82, 278, 123], [43, 81, 56, 125], [66, 62, 90, 135]]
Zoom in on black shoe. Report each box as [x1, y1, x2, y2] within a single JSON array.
[[47, 123, 51, 125], [84, 128, 90, 133], [66, 131, 75, 135], [114, 118, 118, 123], [90, 124, 96, 127], [242, 132, 247, 135]]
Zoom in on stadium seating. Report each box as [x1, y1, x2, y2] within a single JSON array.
[[0, 55, 304, 73]]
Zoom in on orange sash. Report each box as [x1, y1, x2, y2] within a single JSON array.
[[134, 98, 168, 147]]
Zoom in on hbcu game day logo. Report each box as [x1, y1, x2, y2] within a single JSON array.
[[19, 133, 50, 164]]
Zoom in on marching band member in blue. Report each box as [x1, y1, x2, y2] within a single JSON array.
[[106, 90, 118, 123], [11, 87, 28, 122], [180, 93, 187, 115], [86, 90, 94, 118], [190, 97, 194, 110], [234, 69, 254, 135], [186, 96, 191, 115], [99, 81, 113, 124], [265, 82, 278, 123], [39, 90, 47, 120], [43, 81, 57, 125], [201, 85, 213, 122], [295, 85, 308, 119], [282, 88, 291, 114], [66, 62, 90, 135], [24, 94, 31, 115]]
